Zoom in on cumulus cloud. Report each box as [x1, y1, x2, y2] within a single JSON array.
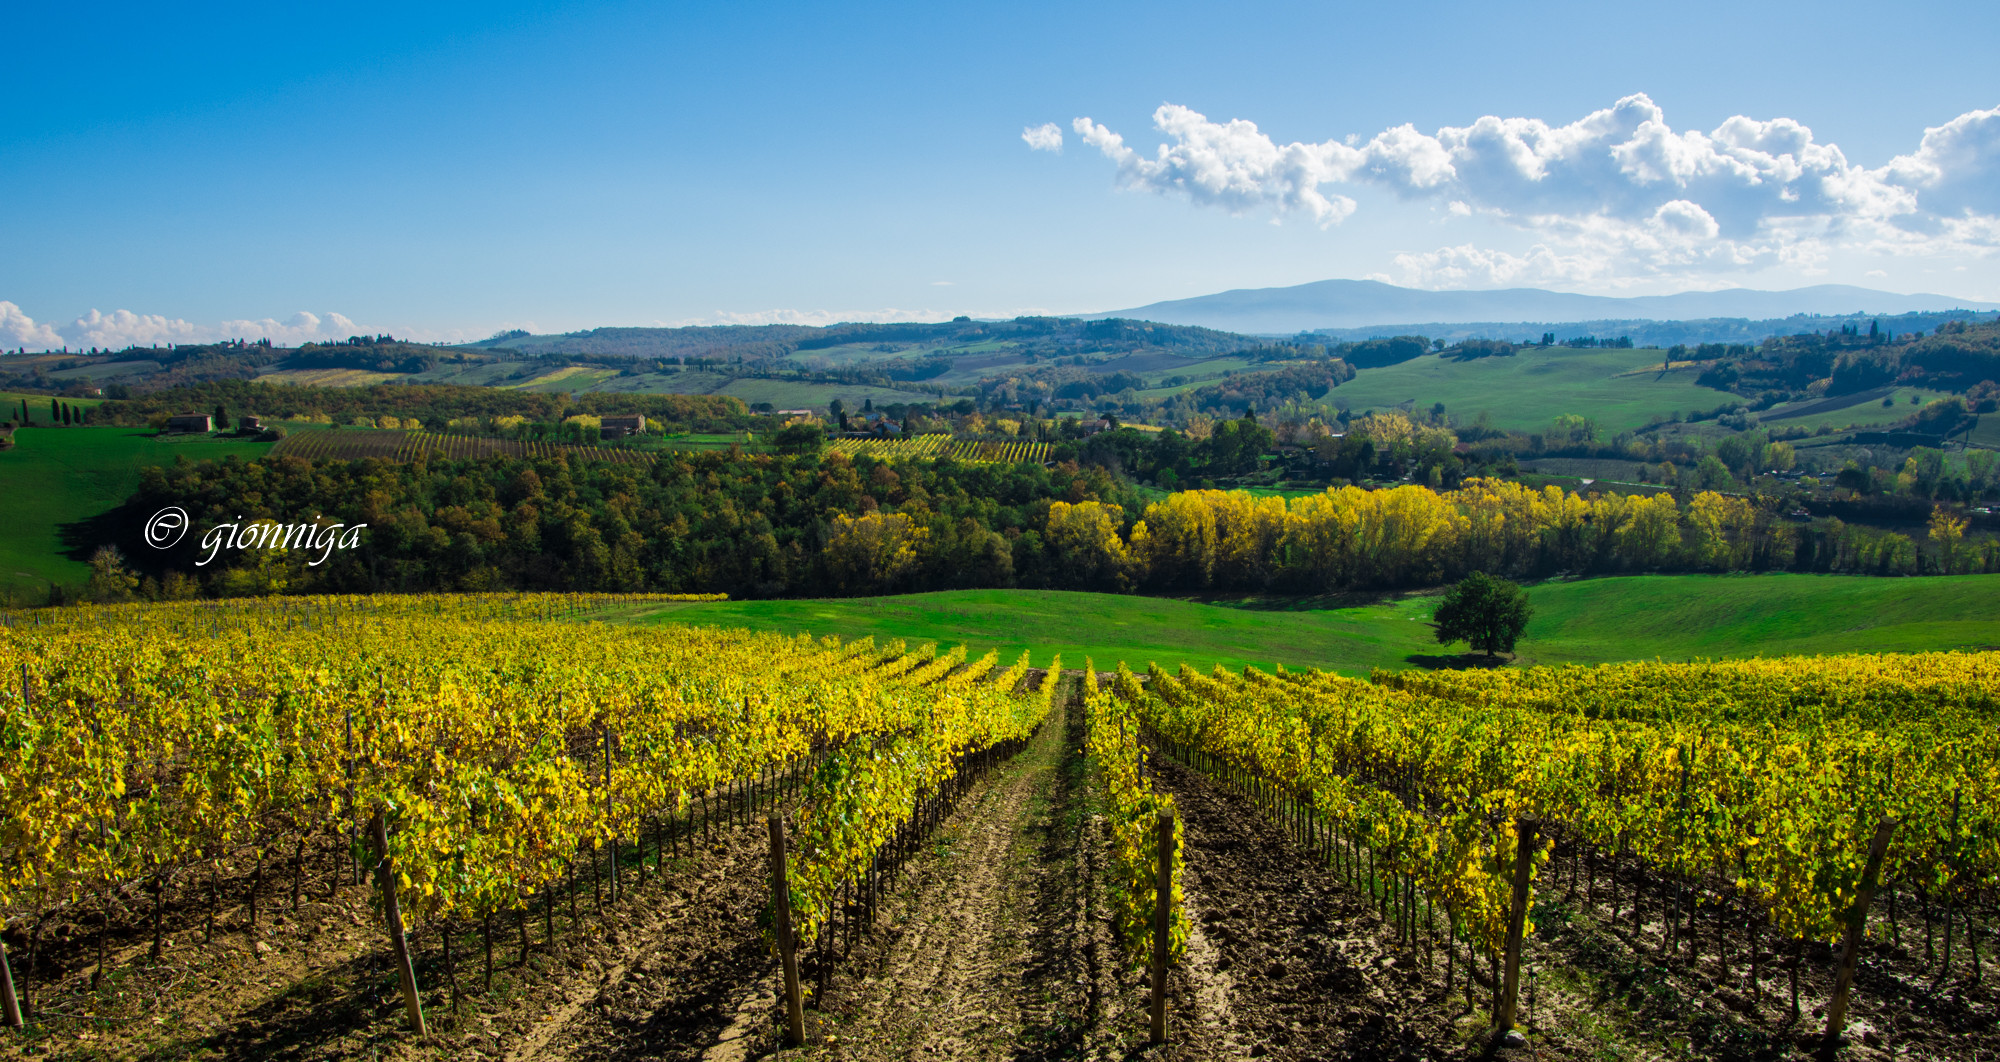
[[1072, 108, 1356, 224], [0, 304, 375, 351], [1061, 96, 2000, 286], [1022, 122, 1063, 153], [216, 311, 364, 345], [0, 302, 63, 348], [66, 309, 202, 349]]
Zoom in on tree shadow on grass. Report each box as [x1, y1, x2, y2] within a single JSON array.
[[1403, 652, 1512, 670], [1177, 589, 1406, 612], [58, 494, 153, 566]]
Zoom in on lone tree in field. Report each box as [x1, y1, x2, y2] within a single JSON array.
[[1432, 571, 1532, 659]]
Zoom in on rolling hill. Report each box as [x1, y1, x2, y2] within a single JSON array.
[[1093, 279, 2000, 335]]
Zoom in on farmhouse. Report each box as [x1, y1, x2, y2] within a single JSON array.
[[165, 413, 213, 433], [600, 414, 646, 433]]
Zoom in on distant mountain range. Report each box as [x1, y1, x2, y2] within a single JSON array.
[[1090, 279, 2000, 335]]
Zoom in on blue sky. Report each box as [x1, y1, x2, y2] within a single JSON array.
[[3, 0, 1997, 346]]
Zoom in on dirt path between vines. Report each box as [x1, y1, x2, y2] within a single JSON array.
[[769, 693, 1134, 1061]]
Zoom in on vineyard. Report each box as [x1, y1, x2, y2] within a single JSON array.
[[271, 429, 659, 465], [1, 596, 1996, 1060], [0, 594, 1054, 1056], [1083, 652, 2000, 1056], [826, 434, 1052, 464]]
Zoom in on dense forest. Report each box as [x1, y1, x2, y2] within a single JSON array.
[[89, 444, 1994, 603], [1691, 317, 2000, 400]]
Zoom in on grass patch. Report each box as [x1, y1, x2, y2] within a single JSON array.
[[1332, 348, 1724, 433], [608, 573, 2000, 676], [1519, 571, 2000, 660], [4, 390, 111, 423], [252, 367, 404, 387]]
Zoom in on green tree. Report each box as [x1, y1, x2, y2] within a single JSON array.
[[214, 404, 228, 431], [1432, 571, 1532, 659], [773, 421, 824, 455]]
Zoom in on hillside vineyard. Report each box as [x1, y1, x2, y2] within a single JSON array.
[[0, 595, 1056, 1031], [1, 596, 1993, 1052]]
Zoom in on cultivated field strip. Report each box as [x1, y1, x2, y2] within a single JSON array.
[[269, 428, 659, 465], [826, 434, 1052, 464]]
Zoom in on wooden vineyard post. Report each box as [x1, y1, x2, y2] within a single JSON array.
[[1823, 818, 1900, 1055], [1150, 809, 1175, 1047], [370, 811, 429, 1039], [768, 813, 805, 1047], [1493, 817, 1540, 1037], [1, 937, 20, 1027]]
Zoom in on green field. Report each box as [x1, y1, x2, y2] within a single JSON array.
[[0, 426, 274, 596], [381, 361, 942, 410], [610, 573, 2000, 676], [1331, 348, 1724, 432], [4, 390, 108, 426], [1759, 385, 1954, 433]]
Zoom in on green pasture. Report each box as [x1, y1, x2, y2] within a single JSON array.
[[609, 573, 2000, 677], [1759, 386, 1954, 433], [5, 391, 108, 425], [1330, 348, 1723, 432], [0, 426, 275, 596]]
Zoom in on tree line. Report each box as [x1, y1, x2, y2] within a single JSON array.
[[92, 381, 750, 433], [84, 448, 1995, 603]]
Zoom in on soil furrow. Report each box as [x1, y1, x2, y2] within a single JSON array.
[[1149, 752, 1461, 1062]]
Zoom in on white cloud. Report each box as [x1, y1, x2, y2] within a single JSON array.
[[66, 308, 202, 349], [1022, 122, 1063, 153], [0, 304, 377, 351], [214, 311, 364, 345], [0, 302, 63, 348], [1060, 96, 2000, 286], [1072, 108, 1356, 225], [1881, 106, 2000, 224]]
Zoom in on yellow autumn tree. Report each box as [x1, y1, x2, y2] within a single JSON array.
[[1617, 492, 1682, 569], [1686, 492, 1756, 570], [1044, 501, 1136, 590], [823, 511, 930, 592], [1136, 490, 1221, 586], [1929, 506, 1967, 574]]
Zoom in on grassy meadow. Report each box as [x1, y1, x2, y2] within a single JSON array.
[[1330, 348, 1722, 432], [609, 573, 2000, 676]]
